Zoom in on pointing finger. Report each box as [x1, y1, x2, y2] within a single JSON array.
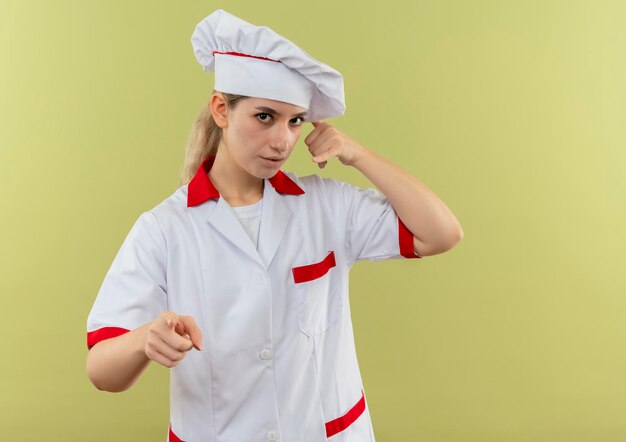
[[174, 322, 187, 337], [158, 312, 193, 351], [162, 311, 178, 330], [179, 316, 204, 351]]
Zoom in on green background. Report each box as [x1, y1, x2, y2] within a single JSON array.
[[2, 1, 626, 441]]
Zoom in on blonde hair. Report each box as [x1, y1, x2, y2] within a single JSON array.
[[178, 91, 249, 186]]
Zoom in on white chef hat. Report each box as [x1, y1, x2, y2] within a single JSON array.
[[191, 9, 345, 122]]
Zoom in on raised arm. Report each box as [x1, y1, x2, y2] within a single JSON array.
[[304, 121, 463, 257]]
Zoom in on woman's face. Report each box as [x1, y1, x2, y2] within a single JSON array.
[[219, 95, 308, 179]]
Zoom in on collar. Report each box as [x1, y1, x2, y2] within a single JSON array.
[[187, 155, 305, 207]]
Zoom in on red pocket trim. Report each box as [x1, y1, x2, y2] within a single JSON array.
[[325, 389, 366, 438], [169, 424, 184, 442], [86, 326, 130, 349], [292, 251, 336, 284], [398, 218, 422, 259]]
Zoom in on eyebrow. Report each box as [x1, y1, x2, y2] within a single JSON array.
[[254, 106, 308, 118]]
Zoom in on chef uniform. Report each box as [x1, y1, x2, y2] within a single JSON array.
[[86, 9, 421, 442]]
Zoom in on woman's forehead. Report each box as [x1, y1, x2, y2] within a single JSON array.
[[244, 97, 308, 114]]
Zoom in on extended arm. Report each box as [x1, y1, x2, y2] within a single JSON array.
[[86, 312, 202, 392], [86, 322, 152, 392]]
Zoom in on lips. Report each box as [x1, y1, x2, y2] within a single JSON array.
[[261, 157, 284, 163]]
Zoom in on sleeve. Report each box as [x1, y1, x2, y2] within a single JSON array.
[[322, 177, 422, 265], [86, 211, 168, 349]]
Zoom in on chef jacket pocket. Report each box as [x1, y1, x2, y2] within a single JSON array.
[[292, 251, 341, 337]]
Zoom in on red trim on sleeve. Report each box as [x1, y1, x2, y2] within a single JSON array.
[[325, 389, 367, 438], [169, 424, 184, 442], [292, 251, 336, 283], [86, 327, 130, 349], [398, 218, 422, 259]]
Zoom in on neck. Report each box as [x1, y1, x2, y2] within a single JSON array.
[[208, 147, 264, 206]]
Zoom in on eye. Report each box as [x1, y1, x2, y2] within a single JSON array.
[[290, 117, 304, 126], [256, 113, 273, 123]]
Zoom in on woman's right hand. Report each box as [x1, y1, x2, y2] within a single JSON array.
[[144, 311, 203, 368]]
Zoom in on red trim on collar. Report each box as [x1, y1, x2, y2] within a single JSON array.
[[269, 170, 305, 196], [187, 156, 304, 207], [187, 156, 220, 207]]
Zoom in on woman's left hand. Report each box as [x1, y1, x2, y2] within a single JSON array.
[[304, 121, 366, 169]]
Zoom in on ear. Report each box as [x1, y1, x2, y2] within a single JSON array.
[[210, 92, 229, 128]]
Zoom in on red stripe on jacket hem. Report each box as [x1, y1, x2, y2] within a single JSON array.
[[169, 424, 184, 442], [325, 389, 367, 438], [86, 327, 130, 349], [398, 218, 422, 259]]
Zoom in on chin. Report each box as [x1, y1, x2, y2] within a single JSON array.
[[248, 166, 275, 180], [259, 170, 277, 179]]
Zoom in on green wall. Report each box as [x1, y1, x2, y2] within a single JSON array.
[[2, 1, 625, 440]]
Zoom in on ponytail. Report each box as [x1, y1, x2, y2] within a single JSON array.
[[178, 91, 248, 186]]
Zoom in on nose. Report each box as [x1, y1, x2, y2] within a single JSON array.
[[269, 122, 292, 153]]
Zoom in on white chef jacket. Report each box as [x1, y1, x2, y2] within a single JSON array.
[[231, 198, 263, 249], [86, 155, 421, 442]]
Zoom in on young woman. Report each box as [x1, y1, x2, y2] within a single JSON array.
[[86, 9, 463, 442]]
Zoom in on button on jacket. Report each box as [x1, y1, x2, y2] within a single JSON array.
[[87, 156, 421, 441]]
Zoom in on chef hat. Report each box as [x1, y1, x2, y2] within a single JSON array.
[[191, 9, 345, 121]]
